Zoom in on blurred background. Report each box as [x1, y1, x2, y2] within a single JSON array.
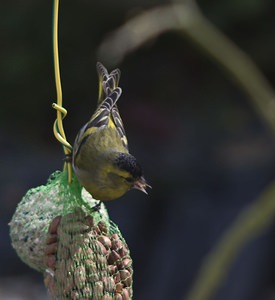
[[1, 0, 275, 299]]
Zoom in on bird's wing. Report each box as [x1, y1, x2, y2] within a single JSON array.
[[111, 104, 128, 149], [74, 63, 128, 159], [73, 87, 124, 158]]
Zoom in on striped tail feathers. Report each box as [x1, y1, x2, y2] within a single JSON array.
[[96, 62, 109, 103], [96, 61, 109, 81], [94, 63, 128, 149], [109, 68, 121, 89], [88, 87, 122, 128], [96, 62, 121, 104], [103, 68, 121, 96], [100, 87, 122, 111]]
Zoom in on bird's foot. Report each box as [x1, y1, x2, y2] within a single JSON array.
[[92, 201, 102, 213]]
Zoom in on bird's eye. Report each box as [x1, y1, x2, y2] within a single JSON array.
[[125, 177, 134, 183]]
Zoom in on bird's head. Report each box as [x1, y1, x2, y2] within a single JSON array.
[[111, 152, 151, 195]]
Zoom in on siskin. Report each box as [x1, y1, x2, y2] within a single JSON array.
[[72, 62, 150, 201]]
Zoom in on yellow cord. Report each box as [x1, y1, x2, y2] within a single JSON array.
[[52, 0, 73, 183]]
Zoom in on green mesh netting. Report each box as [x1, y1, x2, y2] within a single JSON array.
[[10, 171, 133, 300]]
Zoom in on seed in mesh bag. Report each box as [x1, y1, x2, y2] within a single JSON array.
[[93, 240, 108, 255], [98, 221, 108, 234], [70, 289, 81, 300], [44, 273, 54, 290], [86, 272, 100, 284], [48, 215, 62, 234], [86, 230, 98, 243], [83, 246, 95, 259], [45, 242, 58, 255], [66, 259, 77, 275], [58, 229, 73, 248], [56, 224, 61, 236], [118, 245, 129, 258], [110, 234, 123, 251], [58, 259, 67, 275], [101, 293, 113, 300], [93, 225, 101, 235], [44, 273, 51, 287], [74, 265, 86, 289], [59, 245, 70, 260], [113, 272, 121, 284], [122, 288, 130, 300], [95, 254, 108, 271], [81, 285, 93, 298], [54, 261, 64, 282], [125, 287, 133, 298], [44, 273, 59, 298], [116, 282, 124, 294], [102, 276, 115, 293], [114, 294, 123, 300], [93, 281, 104, 300], [73, 207, 86, 218], [61, 210, 84, 225], [108, 250, 121, 265], [108, 264, 117, 275], [85, 259, 100, 283], [64, 221, 90, 234], [119, 270, 132, 287], [98, 236, 112, 249], [83, 242, 96, 255], [119, 258, 132, 270], [72, 233, 90, 245], [44, 254, 56, 269], [70, 244, 86, 258], [60, 212, 75, 224], [62, 274, 75, 296], [83, 237, 92, 246], [83, 215, 95, 228], [46, 233, 58, 245], [56, 264, 75, 295], [125, 266, 133, 276]]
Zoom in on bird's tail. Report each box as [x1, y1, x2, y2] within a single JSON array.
[[96, 62, 121, 105]]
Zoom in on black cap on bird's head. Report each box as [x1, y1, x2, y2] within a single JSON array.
[[114, 152, 151, 194]]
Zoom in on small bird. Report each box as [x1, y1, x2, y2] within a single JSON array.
[[72, 62, 150, 201]]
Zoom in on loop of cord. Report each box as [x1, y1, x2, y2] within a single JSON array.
[[52, 104, 72, 151], [52, 0, 73, 184]]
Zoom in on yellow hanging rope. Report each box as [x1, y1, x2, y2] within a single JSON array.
[[52, 0, 73, 183]]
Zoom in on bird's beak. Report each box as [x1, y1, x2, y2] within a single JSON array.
[[133, 176, 152, 194]]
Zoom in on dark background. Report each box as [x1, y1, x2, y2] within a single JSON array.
[[1, 0, 275, 299]]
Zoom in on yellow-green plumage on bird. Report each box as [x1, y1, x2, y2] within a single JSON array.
[[72, 62, 150, 201]]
